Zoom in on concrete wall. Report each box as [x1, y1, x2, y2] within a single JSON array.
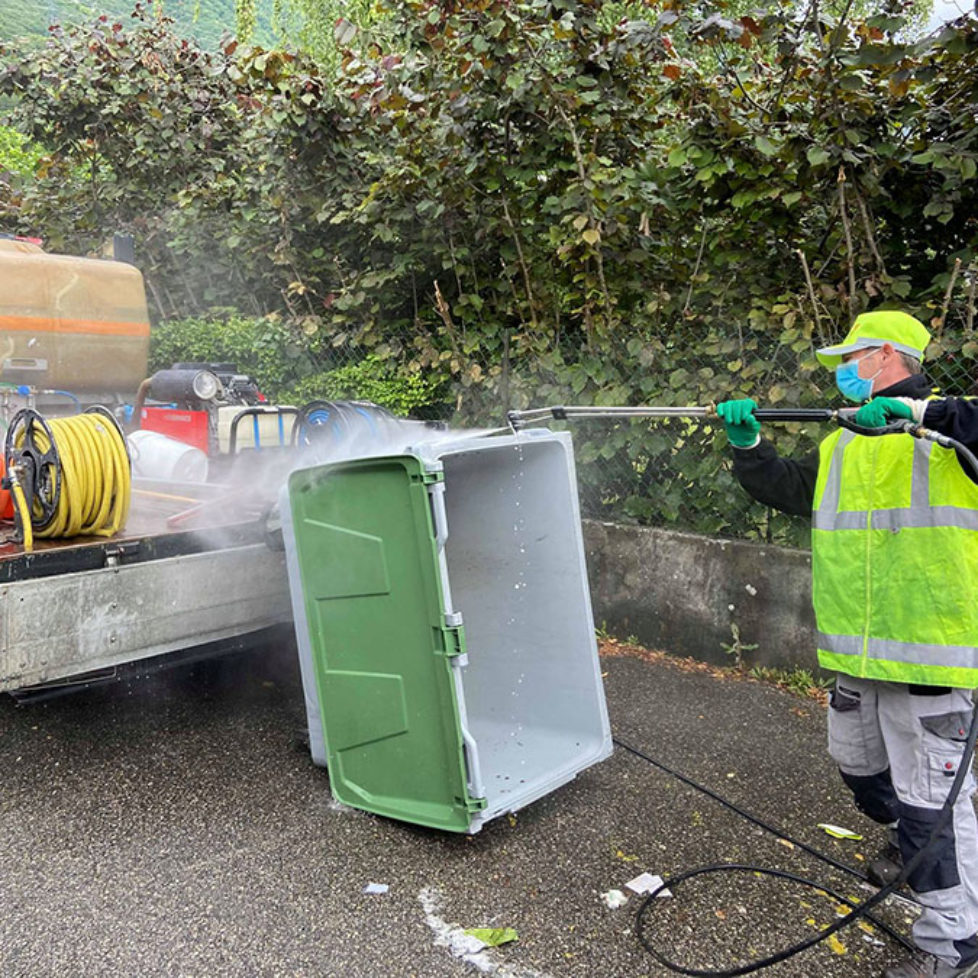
[[582, 520, 819, 671]]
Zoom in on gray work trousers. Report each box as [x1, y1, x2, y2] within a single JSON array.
[[828, 675, 978, 967]]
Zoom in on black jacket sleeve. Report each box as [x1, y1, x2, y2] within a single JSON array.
[[923, 398, 978, 455], [730, 439, 818, 517], [922, 397, 978, 483]]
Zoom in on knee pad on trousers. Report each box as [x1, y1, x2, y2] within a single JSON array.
[[840, 767, 900, 825]]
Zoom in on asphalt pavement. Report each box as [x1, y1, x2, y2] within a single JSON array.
[[0, 638, 934, 978]]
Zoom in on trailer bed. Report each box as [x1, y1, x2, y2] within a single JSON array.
[[0, 479, 293, 692]]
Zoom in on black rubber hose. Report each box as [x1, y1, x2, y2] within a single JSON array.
[[633, 696, 978, 974], [613, 736, 915, 951], [636, 865, 909, 977]]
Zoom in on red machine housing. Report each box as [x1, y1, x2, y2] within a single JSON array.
[[140, 407, 209, 454]]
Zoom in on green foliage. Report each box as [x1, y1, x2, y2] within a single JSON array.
[[284, 355, 448, 416], [3, 2, 978, 542], [0, 125, 43, 180], [749, 665, 834, 699], [237, 0, 384, 67], [150, 315, 317, 396], [721, 621, 759, 670]]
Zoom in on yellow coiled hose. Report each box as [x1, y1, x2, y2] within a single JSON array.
[[7, 411, 131, 552]]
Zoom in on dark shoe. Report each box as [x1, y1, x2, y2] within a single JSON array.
[[883, 952, 978, 978], [869, 825, 903, 887], [868, 840, 903, 886]]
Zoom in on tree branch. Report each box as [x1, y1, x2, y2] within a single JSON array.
[[966, 265, 976, 336], [836, 168, 857, 317], [855, 191, 886, 277], [796, 247, 828, 346], [935, 257, 962, 339], [684, 221, 709, 315], [499, 197, 538, 328], [552, 99, 614, 334]]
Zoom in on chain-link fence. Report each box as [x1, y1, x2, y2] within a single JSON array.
[[273, 321, 973, 551], [151, 296, 977, 552]]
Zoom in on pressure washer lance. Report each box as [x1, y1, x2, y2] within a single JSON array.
[[508, 402, 978, 975], [507, 404, 855, 427], [507, 402, 973, 456]]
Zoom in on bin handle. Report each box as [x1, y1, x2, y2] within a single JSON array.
[[429, 480, 450, 550], [459, 718, 486, 802], [427, 479, 485, 805]]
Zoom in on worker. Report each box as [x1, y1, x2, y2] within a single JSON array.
[[717, 310, 978, 978]]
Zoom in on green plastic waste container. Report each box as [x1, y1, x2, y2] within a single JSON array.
[[282, 428, 612, 832]]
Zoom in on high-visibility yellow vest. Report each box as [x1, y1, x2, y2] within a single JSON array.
[[812, 427, 978, 688]]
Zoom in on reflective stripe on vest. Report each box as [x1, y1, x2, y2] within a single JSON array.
[[814, 434, 978, 531], [812, 425, 978, 688], [818, 631, 978, 670]]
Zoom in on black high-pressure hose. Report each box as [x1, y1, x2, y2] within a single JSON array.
[[630, 417, 978, 976]]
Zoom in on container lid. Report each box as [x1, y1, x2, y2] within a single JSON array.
[[286, 455, 483, 832]]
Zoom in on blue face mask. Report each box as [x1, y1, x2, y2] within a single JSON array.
[[835, 355, 881, 403]]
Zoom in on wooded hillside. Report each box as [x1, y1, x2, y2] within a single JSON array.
[[0, 0, 274, 47]]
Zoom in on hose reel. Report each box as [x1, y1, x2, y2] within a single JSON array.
[[296, 400, 395, 446], [4, 407, 131, 551]]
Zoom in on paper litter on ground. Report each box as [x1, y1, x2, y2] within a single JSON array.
[[601, 889, 629, 909], [625, 872, 672, 897]]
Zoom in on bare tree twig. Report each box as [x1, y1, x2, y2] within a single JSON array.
[[433, 280, 461, 355], [499, 198, 538, 329], [684, 221, 709, 315], [837, 168, 857, 317], [966, 264, 977, 336], [552, 99, 614, 332], [447, 226, 464, 301], [936, 257, 962, 338], [828, 0, 857, 53], [855, 192, 886, 277], [716, 43, 767, 116], [500, 327, 511, 412], [815, 241, 842, 280], [144, 274, 167, 321], [796, 248, 829, 346]]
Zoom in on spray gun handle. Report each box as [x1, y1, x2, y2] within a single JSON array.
[[752, 408, 841, 422]]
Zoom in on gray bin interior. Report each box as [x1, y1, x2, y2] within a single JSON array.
[[436, 431, 611, 825]]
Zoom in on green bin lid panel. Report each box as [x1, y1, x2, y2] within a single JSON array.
[[288, 456, 478, 833]]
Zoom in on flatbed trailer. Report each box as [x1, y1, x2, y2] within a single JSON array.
[[0, 478, 292, 694]]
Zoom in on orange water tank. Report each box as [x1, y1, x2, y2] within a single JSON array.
[[0, 239, 150, 395]]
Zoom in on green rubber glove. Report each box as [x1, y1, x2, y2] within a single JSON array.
[[716, 398, 761, 448], [853, 396, 914, 429]]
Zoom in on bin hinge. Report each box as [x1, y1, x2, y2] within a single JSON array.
[[440, 618, 467, 659], [422, 470, 444, 485], [465, 795, 488, 813]]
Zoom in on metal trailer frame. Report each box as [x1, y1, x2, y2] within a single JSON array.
[[0, 509, 293, 695]]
